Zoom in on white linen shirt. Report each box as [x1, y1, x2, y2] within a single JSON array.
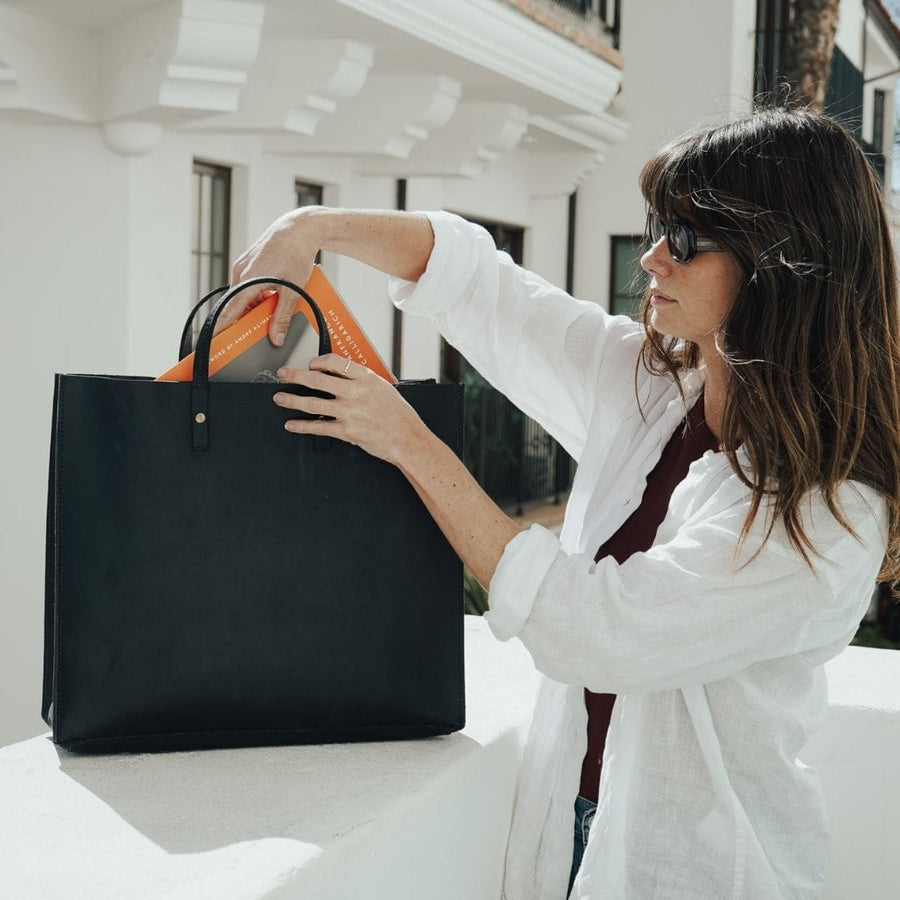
[[389, 211, 888, 900]]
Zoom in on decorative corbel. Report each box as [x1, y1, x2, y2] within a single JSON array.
[[355, 102, 529, 177], [289, 73, 462, 159], [190, 39, 374, 136], [98, 0, 264, 127], [0, 6, 95, 123]]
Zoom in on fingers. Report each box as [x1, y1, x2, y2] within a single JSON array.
[[273, 390, 336, 420], [271, 356, 420, 466], [309, 354, 358, 378], [272, 357, 366, 436], [269, 289, 299, 347], [213, 287, 278, 335], [229, 250, 300, 346], [279, 358, 356, 388]]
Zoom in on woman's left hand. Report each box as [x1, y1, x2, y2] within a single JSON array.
[[272, 354, 426, 466], [276, 354, 521, 589]]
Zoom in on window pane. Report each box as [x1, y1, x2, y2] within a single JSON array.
[[610, 235, 645, 318], [210, 175, 227, 255], [873, 90, 885, 149], [296, 180, 324, 208], [191, 160, 231, 309], [198, 173, 211, 252], [192, 171, 201, 251], [191, 251, 200, 302]]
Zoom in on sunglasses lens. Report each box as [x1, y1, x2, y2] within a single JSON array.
[[669, 224, 691, 262], [648, 213, 700, 262]]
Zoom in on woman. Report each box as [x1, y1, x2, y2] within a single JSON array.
[[222, 107, 899, 899]]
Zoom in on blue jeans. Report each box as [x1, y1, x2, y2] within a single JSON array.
[[568, 794, 598, 898]]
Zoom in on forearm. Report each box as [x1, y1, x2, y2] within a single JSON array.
[[397, 424, 523, 590], [304, 207, 435, 282], [228, 206, 435, 343]]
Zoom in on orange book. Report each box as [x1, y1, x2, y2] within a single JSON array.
[[157, 266, 396, 384]]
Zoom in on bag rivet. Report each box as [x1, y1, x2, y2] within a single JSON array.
[[195, 412, 207, 424]]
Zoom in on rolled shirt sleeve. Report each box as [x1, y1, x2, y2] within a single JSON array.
[[488, 479, 887, 694], [485, 525, 561, 641], [389, 210, 644, 462]]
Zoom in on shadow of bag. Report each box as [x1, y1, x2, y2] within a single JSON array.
[[42, 277, 465, 753]]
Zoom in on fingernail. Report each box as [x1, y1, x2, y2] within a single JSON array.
[[277, 367, 287, 379], [273, 393, 283, 404], [273, 332, 285, 347]]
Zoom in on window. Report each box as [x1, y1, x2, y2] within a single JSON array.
[[440, 218, 524, 384], [440, 217, 573, 512], [295, 180, 324, 209], [873, 89, 886, 151], [824, 45, 864, 140], [296, 180, 325, 264], [754, 0, 791, 103], [191, 161, 231, 302], [609, 235, 645, 318]]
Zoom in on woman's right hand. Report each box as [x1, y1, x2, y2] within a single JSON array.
[[217, 207, 322, 346], [217, 206, 435, 346]]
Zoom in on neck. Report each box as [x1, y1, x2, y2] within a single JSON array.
[[701, 355, 729, 440]]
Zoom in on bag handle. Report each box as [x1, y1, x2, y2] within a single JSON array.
[[189, 276, 332, 451], [179, 287, 222, 361]]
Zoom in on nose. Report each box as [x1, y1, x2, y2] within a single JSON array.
[[640, 236, 673, 277]]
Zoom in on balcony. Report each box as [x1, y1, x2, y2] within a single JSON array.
[[497, 0, 622, 62], [2, 617, 897, 899]]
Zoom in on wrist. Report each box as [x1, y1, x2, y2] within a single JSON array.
[[394, 417, 444, 479], [288, 206, 362, 257]]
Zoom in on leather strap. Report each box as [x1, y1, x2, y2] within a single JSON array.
[[186, 276, 332, 451]]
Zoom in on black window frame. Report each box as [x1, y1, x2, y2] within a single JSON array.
[[191, 160, 232, 306], [295, 179, 324, 209], [609, 234, 645, 319]]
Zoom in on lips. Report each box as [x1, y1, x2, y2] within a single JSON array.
[[649, 290, 677, 305]]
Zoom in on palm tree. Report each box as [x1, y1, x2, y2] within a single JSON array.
[[781, 0, 842, 110]]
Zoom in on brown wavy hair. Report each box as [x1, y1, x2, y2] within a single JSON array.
[[638, 107, 900, 589]]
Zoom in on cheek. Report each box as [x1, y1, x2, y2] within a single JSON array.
[[708, 264, 744, 325]]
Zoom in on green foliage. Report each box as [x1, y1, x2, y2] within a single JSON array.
[[464, 567, 489, 616], [852, 623, 900, 651]]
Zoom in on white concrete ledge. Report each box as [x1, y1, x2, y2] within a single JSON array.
[[0, 617, 538, 900], [803, 645, 900, 900], [2, 625, 897, 899]]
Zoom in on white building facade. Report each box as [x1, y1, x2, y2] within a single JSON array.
[[1, 0, 897, 748]]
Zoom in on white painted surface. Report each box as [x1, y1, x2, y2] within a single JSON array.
[[574, 0, 751, 304], [804, 646, 900, 900], [0, 617, 539, 900], [3, 622, 898, 899]]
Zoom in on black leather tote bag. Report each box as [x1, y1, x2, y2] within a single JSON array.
[[42, 277, 465, 753]]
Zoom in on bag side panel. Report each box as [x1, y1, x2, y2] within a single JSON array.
[[41, 375, 63, 730]]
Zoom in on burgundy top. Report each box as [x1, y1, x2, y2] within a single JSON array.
[[578, 394, 722, 802]]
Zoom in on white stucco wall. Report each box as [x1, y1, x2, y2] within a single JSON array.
[[573, 0, 757, 304], [1, 121, 131, 748]]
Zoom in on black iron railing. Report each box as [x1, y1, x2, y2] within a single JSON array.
[[539, 0, 621, 49], [460, 367, 572, 515]]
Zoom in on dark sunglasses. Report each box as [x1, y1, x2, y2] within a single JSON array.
[[646, 212, 725, 263]]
